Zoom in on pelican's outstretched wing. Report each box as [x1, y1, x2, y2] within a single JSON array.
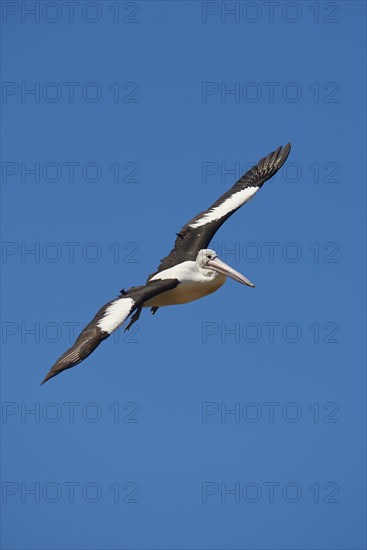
[[41, 278, 179, 384], [151, 144, 291, 277]]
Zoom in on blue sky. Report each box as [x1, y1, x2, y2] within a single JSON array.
[[1, 1, 366, 549]]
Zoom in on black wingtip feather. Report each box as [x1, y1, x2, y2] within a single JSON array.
[[277, 143, 291, 165], [41, 354, 83, 385], [259, 143, 291, 181], [41, 370, 57, 385], [41, 363, 68, 384]]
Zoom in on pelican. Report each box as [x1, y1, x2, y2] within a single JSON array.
[[42, 143, 291, 384]]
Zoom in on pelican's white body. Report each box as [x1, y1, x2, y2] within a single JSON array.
[[144, 260, 226, 307]]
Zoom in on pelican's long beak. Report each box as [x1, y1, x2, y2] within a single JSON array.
[[207, 257, 255, 288]]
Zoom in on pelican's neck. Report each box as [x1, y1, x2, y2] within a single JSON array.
[[196, 263, 226, 282]]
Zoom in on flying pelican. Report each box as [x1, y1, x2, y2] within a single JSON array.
[[42, 143, 291, 384]]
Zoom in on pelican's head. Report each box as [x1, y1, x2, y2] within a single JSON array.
[[196, 249, 255, 288]]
